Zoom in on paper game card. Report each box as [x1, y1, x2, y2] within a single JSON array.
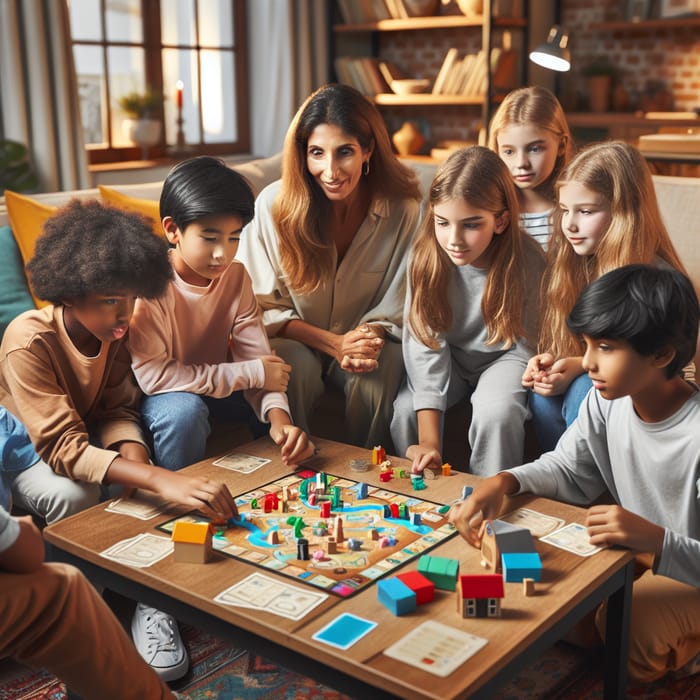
[[501, 507, 566, 538], [383, 620, 487, 677], [212, 452, 271, 473], [100, 533, 173, 567], [540, 522, 602, 556], [312, 613, 377, 650]]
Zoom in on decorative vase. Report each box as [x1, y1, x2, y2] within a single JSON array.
[[392, 121, 425, 157], [455, 0, 483, 16], [587, 76, 611, 113], [122, 118, 162, 159], [403, 0, 439, 16]]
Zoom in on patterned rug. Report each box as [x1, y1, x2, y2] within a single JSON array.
[[1, 624, 698, 700]]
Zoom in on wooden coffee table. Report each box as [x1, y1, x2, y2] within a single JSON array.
[[43, 437, 634, 700]]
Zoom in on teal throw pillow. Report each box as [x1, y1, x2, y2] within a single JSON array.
[[0, 225, 34, 340]]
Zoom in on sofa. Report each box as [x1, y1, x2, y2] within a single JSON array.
[[1, 155, 699, 461]]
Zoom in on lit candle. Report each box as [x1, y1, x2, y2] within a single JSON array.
[[176, 81, 183, 109]]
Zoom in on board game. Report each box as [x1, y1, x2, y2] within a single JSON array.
[[158, 470, 457, 597]]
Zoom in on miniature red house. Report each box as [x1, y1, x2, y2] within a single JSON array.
[[171, 521, 213, 564], [457, 574, 504, 618]]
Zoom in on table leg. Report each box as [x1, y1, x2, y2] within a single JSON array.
[[603, 558, 634, 700]]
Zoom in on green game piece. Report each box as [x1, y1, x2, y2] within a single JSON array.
[[251, 498, 258, 509], [438, 504, 450, 514]]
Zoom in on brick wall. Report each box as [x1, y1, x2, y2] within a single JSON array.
[[361, 0, 700, 148], [562, 0, 700, 112]]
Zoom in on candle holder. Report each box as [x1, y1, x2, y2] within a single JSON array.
[[168, 87, 192, 157]]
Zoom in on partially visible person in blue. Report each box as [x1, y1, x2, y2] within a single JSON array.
[[0, 407, 42, 513]]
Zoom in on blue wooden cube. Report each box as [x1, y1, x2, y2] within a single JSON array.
[[501, 551, 542, 583], [377, 577, 416, 615]]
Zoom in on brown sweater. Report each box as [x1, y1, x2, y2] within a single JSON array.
[[0, 306, 146, 483]]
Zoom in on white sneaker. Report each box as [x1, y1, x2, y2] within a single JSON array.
[[131, 603, 188, 681]]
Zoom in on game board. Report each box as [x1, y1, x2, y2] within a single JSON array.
[[158, 470, 457, 597]]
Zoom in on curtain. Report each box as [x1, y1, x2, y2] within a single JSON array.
[[0, 0, 89, 193], [248, 0, 329, 157]]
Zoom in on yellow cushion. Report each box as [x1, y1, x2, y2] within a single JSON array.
[[4, 190, 56, 267], [98, 185, 163, 237], [4, 191, 57, 308]]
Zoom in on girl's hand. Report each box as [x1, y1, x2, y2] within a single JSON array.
[[522, 353, 555, 387], [154, 471, 238, 520], [260, 355, 291, 392], [585, 504, 665, 554], [270, 424, 315, 465], [531, 356, 583, 397], [448, 472, 519, 547], [406, 443, 441, 474]]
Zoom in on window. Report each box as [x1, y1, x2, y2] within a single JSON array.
[[68, 0, 249, 164]]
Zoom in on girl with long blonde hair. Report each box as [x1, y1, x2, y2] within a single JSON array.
[[391, 146, 545, 476], [237, 83, 422, 449], [489, 85, 574, 249], [524, 140, 688, 450]]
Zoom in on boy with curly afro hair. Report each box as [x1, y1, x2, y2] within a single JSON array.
[[0, 200, 237, 681]]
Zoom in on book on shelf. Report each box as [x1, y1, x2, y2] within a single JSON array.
[[334, 56, 390, 96], [378, 61, 406, 86], [463, 50, 487, 96], [432, 47, 459, 95], [491, 47, 518, 91], [384, 0, 409, 18], [337, 0, 407, 22]]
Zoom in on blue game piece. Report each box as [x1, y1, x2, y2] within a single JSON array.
[[377, 578, 416, 615], [501, 552, 542, 583]]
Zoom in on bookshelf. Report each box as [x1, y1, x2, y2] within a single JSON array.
[[330, 1, 529, 154]]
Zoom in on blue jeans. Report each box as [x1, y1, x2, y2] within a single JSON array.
[[140, 391, 266, 471], [528, 373, 593, 453]]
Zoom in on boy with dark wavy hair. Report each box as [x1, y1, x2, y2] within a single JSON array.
[[449, 264, 700, 683], [0, 200, 237, 682]]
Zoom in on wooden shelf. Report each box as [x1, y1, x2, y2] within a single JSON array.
[[333, 15, 526, 33], [591, 16, 700, 31], [373, 93, 485, 106]]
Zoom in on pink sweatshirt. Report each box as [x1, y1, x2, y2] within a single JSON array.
[[128, 259, 289, 422]]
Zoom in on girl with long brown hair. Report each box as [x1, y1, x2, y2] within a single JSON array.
[[391, 146, 545, 476]]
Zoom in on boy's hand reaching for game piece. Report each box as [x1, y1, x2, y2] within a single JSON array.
[[155, 470, 238, 521], [406, 443, 441, 475], [448, 472, 520, 547], [585, 504, 665, 555], [260, 354, 291, 392], [270, 424, 315, 466]]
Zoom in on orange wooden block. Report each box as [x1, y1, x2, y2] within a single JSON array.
[[172, 521, 213, 564]]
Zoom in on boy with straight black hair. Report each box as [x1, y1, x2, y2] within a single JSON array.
[[449, 264, 700, 683], [128, 156, 312, 472]]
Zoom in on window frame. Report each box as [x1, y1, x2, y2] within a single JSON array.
[[71, 0, 249, 165]]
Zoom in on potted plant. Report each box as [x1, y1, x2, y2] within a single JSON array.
[[582, 58, 618, 113], [0, 139, 38, 195], [118, 89, 163, 158]]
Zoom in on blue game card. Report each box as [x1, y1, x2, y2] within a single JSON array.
[[312, 613, 377, 650]]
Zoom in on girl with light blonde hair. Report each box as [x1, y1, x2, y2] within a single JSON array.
[[524, 140, 688, 450], [489, 85, 574, 249]]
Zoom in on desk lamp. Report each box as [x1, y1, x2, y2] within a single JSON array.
[[529, 25, 571, 72]]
